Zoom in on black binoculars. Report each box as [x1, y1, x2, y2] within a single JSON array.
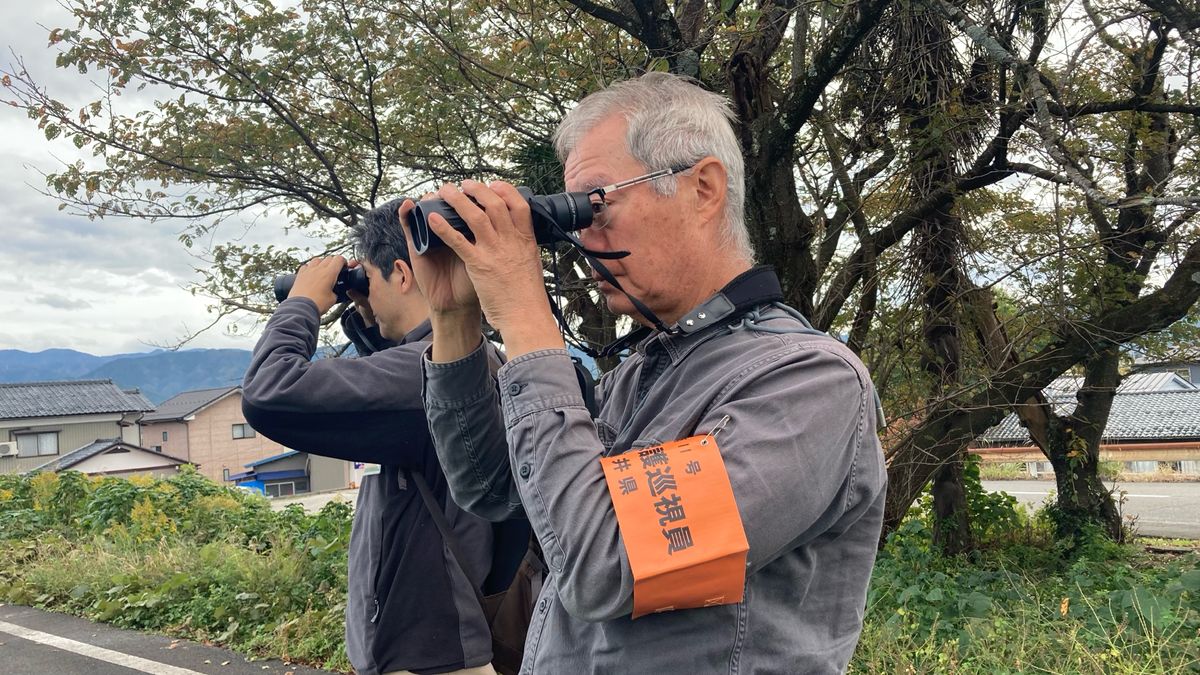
[[405, 187, 595, 254], [273, 265, 368, 303], [272, 187, 595, 304]]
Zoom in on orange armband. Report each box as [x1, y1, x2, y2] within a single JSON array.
[[600, 435, 749, 618]]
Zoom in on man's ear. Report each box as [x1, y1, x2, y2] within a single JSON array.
[[393, 259, 415, 293], [691, 156, 727, 225]]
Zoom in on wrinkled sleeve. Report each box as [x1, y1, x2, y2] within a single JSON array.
[[497, 343, 876, 622], [242, 297, 429, 465], [422, 340, 526, 522]]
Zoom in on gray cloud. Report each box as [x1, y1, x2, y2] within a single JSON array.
[[33, 293, 92, 310], [0, 1, 325, 355]]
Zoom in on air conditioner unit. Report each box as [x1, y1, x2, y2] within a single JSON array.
[[0, 442, 18, 458]]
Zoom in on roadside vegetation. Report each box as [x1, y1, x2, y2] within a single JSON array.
[[0, 468, 352, 671], [1, 468, 1197, 673]]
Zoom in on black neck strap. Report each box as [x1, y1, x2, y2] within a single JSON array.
[[544, 221, 676, 350], [550, 261, 786, 360], [600, 265, 784, 357]]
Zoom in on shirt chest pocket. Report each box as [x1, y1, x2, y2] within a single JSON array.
[[596, 419, 619, 454]]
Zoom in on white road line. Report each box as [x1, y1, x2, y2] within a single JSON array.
[[998, 491, 1171, 498], [0, 620, 206, 675]]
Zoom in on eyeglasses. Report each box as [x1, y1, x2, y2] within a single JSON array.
[[586, 164, 695, 229]]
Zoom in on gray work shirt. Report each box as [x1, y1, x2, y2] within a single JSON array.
[[422, 301, 886, 674]]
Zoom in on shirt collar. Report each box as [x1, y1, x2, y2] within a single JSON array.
[[401, 318, 433, 345]]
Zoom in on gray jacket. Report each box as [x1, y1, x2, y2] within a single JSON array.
[[422, 293, 887, 673]]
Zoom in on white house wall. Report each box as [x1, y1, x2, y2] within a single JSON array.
[[70, 448, 180, 475]]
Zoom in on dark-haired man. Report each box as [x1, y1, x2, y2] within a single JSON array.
[[242, 200, 505, 675]]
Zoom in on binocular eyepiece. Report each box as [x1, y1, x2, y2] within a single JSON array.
[[405, 187, 594, 254], [273, 265, 369, 303]]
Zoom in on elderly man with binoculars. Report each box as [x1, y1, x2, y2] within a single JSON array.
[[410, 72, 887, 674]]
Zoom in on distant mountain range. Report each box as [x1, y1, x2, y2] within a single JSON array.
[[1, 340, 603, 408], [0, 348, 253, 404]]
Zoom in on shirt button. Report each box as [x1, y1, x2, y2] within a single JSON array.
[[508, 382, 524, 395], [519, 463, 532, 479], [538, 599, 547, 612]]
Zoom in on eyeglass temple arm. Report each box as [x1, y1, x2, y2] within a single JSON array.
[[588, 164, 695, 199]]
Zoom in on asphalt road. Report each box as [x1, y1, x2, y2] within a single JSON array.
[[0, 605, 339, 675], [983, 480, 1200, 539]]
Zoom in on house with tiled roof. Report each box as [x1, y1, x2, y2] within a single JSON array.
[[0, 380, 155, 475], [26, 439, 189, 478], [975, 372, 1200, 474], [139, 386, 293, 483]]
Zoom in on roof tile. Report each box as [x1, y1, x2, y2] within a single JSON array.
[[0, 380, 155, 420]]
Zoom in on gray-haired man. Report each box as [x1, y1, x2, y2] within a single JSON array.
[[407, 73, 886, 673]]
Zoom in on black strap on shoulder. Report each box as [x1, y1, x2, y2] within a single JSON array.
[[702, 265, 784, 320], [406, 469, 488, 611]]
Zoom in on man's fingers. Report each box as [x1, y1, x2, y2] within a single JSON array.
[[439, 182, 497, 245], [490, 181, 533, 238], [399, 199, 418, 256], [427, 211, 478, 261], [461, 179, 515, 237], [299, 255, 345, 276]]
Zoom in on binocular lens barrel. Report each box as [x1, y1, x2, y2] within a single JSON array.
[[273, 265, 369, 303], [406, 187, 594, 254]]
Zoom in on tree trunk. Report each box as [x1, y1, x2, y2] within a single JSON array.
[[1044, 421, 1124, 542], [930, 455, 973, 554], [903, 4, 975, 555], [881, 234, 1200, 542], [1044, 349, 1125, 542]]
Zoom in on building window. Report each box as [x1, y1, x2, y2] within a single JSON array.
[[16, 432, 58, 458], [1172, 368, 1192, 383], [223, 468, 231, 482], [153, 445, 162, 453], [162, 431, 169, 442], [232, 423, 256, 439], [265, 482, 294, 498], [263, 479, 309, 498]]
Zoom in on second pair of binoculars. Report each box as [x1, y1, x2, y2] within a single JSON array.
[[274, 188, 596, 303]]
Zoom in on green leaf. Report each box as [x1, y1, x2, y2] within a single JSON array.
[[1179, 570, 1200, 592], [961, 591, 991, 618]]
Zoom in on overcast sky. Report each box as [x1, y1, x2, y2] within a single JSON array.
[[0, 2, 311, 356]]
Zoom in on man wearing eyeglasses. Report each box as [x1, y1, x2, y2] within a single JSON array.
[[405, 72, 886, 674]]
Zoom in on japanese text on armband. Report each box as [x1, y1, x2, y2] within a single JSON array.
[[601, 435, 749, 618]]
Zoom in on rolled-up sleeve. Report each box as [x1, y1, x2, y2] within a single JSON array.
[[423, 341, 525, 521]]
